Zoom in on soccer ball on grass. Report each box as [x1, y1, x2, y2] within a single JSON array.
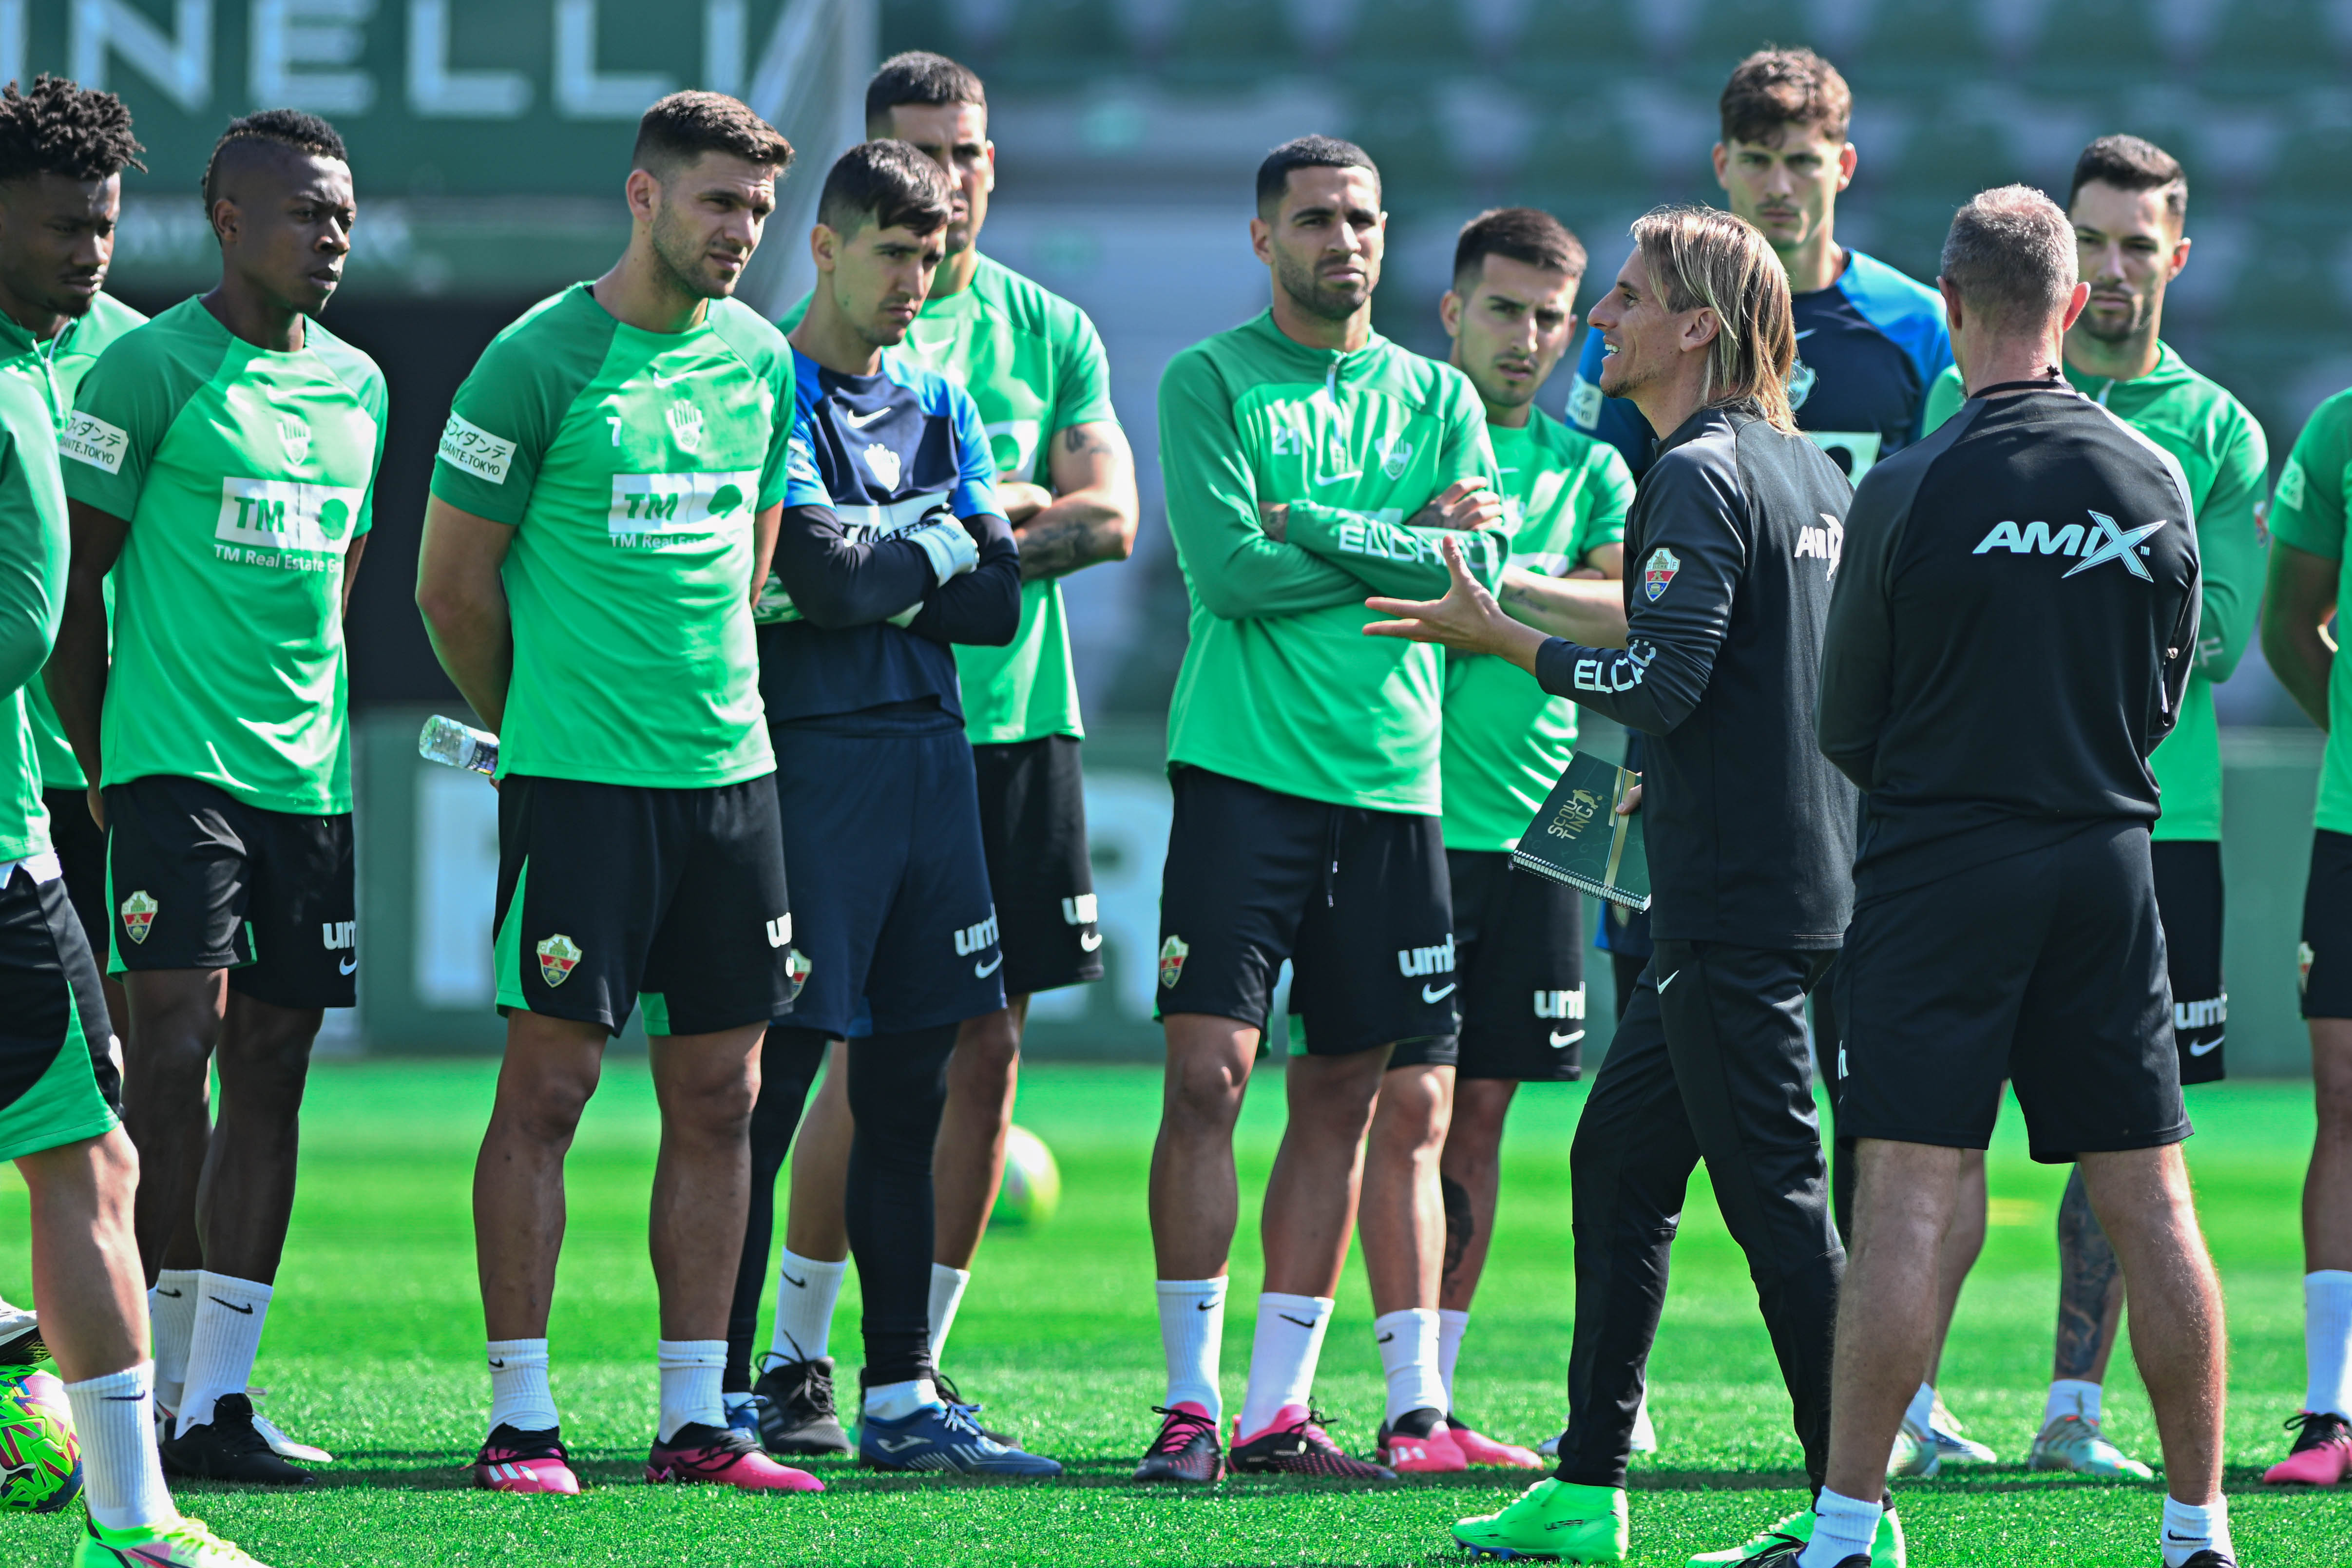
[[990, 1125, 1062, 1228], [0, 1367, 81, 1512]]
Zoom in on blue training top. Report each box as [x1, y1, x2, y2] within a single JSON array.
[[755, 346, 1015, 728], [1566, 249, 1951, 485]]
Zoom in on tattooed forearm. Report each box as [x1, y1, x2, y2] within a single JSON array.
[[1014, 501, 1129, 581], [2053, 1166, 2124, 1379], [1439, 1173, 1475, 1294]]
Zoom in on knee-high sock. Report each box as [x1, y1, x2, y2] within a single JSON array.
[[725, 1027, 829, 1393], [844, 1024, 957, 1391]]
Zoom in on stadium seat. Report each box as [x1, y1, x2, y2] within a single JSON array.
[[1845, 0, 1995, 85], [2269, 120, 2352, 217], [976, 0, 1133, 87], [1163, 0, 1301, 86], [1519, 102, 1652, 199], [1350, 91, 1460, 198], [2223, 220, 2352, 334], [1504, 0, 1649, 89], [2024, 0, 2170, 90], [2199, 0, 2352, 87], [1340, 0, 1477, 85], [880, 0, 958, 60], [1688, 0, 1826, 68]]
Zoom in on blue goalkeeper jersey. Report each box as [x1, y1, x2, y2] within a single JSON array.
[[1567, 249, 1950, 484], [755, 347, 1014, 727]]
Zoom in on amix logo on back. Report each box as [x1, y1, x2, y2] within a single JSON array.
[[1972, 510, 2167, 581]]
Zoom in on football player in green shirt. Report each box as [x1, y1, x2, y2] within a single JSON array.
[[1360, 207, 1631, 1473], [2256, 390, 2352, 1487], [52, 110, 380, 1488], [0, 73, 146, 1379], [416, 92, 817, 1498], [1915, 136, 2269, 1483], [1135, 135, 1504, 1486], [746, 52, 1138, 1443]]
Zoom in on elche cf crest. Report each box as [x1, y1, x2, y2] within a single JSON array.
[[119, 890, 158, 944], [1644, 547, 1680, 602], [1158, 935, 1188, 991], [536, 933, 582, 987]]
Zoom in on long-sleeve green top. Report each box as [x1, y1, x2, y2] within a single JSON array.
[[1923, 343, 2267, 840], [1157, 312, 1497, 814]]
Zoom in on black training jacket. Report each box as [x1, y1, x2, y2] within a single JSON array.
[[1533, 400, 1859, 950], [1817, 383, 2200, 891]]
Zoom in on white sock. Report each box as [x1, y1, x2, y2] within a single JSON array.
[[655, 1339, 726, 1442], [1905, 1380, 1937, 1432], [1374, 1307, 1447, 1425], [864, 1377, 937, 1421], [2304, 1269, 2352, 1417], [1155, 1278, 1226, 1419], [1797, 1486, 1881, 1568], [486, 1338, 557, 1434], [1436, 1308, 1470, 1412], [148, 1270, 199, 1415], [2045, 1377, 2103, 1427], [928, 1263, 972, 1363], [175, 1272, 269, 1436], [767, 1250, 846, 1365], [2161, 1494, 2231, 1568], [1238, 1292, 1333, 1439], [64, 1362, 175, 1531]]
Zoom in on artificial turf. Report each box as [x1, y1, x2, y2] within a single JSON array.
[[0, 1059, 2346, 1566]]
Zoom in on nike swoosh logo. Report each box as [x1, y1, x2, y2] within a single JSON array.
[[1549, 1030, 1585, 1048], [154, 1288, 183, 1298], [1195, 1300, 1217, 1311], [210, 1297, 255, 1315], [1079, 931, 1103, 951], [100, 1394, 146, 1400], [1794, 328, 1816, 340], [1277, 1314, 1317, 1329], [845, 407, 891, 429], [1377, 1332, 1395, 1344], [2189, 1035, 2223, 1056], [780, 1271, 806, 1290], [487, 1358, 505, 1369], [1314, 466, 1360, 485], [1421, 983, 1456, 1003], [974, 954, 1003, 977], [1657, 970, 1681, 994], [875, 1434, 927, 1453], [338, 956, 357, 975]]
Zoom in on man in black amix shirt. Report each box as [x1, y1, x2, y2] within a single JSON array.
[[1799, 188, 2230, 1568], [1364, 206, 1860, 1566]]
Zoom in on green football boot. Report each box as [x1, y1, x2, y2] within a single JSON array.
[[1452, 1477, 1629, 1562], [1686, 1504, 1906, 1568], [73, 1512, 270, 1567]]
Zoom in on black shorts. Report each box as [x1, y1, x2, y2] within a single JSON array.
[[1392, 851, 1586, 1080], [103, 776, 356, 1009], [44, 788, 107, 971], [2153, 839, 2224, 1085], [1838, 820, 2187, 1164], [0, 862, 117, 1161], [494, 774, 793, 1037], [2300, 828, 2352, 1020], [973, 735, 1101, 999], [1157, 766, 1455, 1058], [772, 718, 1004, 1039]]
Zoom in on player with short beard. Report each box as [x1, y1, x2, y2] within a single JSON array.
[[1135, 134, 1504, 1485], [1913, 134, 2267, 1483]]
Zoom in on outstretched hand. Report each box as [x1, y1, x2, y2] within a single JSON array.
[[1364, 534, 1550, 671]]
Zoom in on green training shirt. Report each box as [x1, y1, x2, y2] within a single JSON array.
[[1441, 410, 1633, 850], [63, 298, 383, 815], [1158, 311, 1499, 815], [785, 254, 1118, 744], [0, 373, 69, 861], [0, 294, 146, 791], [1924, 344, 2267, 840], [2266, 387, 2352, 836], [431, 284, 790, 790]]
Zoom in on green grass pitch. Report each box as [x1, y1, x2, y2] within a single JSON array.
[[2, 1061, 2347, 1565]]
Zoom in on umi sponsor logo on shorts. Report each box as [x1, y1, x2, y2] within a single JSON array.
[[1533, 987, 1585, 1021], [607, 470, 759, 546], [323, 920, 358, 975], [60, 410, 128, 474], [1061, 893, 1098, 927], [766, 914, 792, 949], [783, 947, 812, 1004], [535, 934, 582, 988], [436, 413, 516, 484], [214, 478, 363, 565], [1399, 936, 1457, 1004], [956, 913, 1002, 977], [1158, 935, 1188, 991], [119, 890, 158, 944], [2174, 994, 2226, 1032]]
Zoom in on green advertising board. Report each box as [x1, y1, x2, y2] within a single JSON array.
[[15, 0, 870, 296]]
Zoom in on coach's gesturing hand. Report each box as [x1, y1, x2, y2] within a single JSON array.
[[1364, 534, 1550, 672]]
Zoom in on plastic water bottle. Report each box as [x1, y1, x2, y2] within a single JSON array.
[[418, 714, 497, 776]]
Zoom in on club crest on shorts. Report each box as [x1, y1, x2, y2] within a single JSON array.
[[536, 934, 582, 988], [783, 947, 812, 1005], [1643, 546, 1680, 602], [119, 890, 158, 944], [1158, 935, 1189, 992], [2300, 940, 2315, 994]]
